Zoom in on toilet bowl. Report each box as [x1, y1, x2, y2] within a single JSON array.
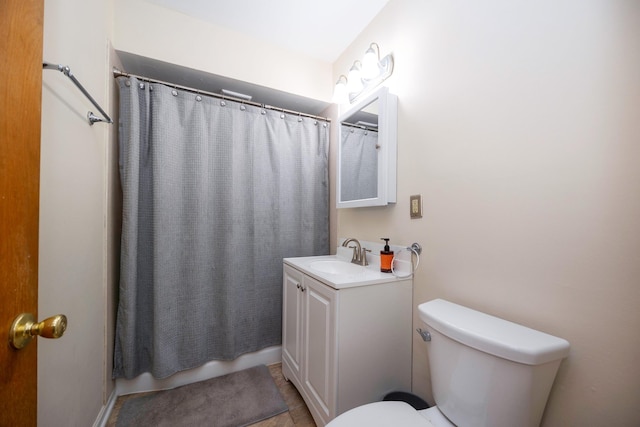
[[327, 299, 570, 427], [327, 401, 460, 427], [326, 401, 433, 427]]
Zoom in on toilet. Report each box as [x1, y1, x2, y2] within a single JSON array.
[[327, 299, 570, 427]]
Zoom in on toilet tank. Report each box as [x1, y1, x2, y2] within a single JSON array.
[[418, 299, 570, 427]]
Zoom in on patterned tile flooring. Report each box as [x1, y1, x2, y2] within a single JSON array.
[[249, 363, 316, 427], [107, 363, 316, 426]]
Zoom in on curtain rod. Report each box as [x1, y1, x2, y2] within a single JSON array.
[[341, 121, 379, 133], [112, 68, 331, 123], [43, 62, 113, 125]]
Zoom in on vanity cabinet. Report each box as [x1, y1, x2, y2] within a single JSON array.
[[282, 262, 412, 426]]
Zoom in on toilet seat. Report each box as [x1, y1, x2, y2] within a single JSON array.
[[326, 401, 435, 427]]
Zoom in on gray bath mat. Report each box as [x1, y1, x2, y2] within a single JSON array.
[[116, 364, 288, 427]]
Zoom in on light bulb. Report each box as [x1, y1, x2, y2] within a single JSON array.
[[332, 75, 348, 104], [346, 62, 363, 93], [362, 45, 380, 79]]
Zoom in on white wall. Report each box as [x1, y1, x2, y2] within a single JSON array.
[[112, 0, 333, 102], [334, 0, 640, 425], [39, 0, 115, 425]]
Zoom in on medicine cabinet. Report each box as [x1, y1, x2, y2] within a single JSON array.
[[337, 86, 397, 208]]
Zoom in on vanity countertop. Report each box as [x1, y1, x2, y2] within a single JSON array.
[[284, 253, 409, 290]]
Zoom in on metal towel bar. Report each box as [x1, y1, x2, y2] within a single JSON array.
[[43, 62, 113, 125]]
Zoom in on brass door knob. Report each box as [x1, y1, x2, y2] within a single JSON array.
[[9, 313, 67, 350]]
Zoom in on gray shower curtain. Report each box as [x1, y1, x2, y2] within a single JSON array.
[[113, 77, 329, 379]]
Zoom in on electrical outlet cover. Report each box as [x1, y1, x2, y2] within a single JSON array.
[[410, 195, 422, 219]]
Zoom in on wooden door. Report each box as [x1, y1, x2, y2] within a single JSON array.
[[0, 0, 44, 425]]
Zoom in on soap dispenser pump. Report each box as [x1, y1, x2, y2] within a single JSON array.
[[380, 238, 394, 273]]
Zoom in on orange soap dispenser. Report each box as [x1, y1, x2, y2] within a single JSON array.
[[380, 238, 394, 273]]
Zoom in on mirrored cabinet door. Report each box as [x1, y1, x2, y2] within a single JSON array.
[[337, 87, 397, 208]]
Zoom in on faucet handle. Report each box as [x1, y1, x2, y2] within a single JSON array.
[[360, 247, 371, 266]]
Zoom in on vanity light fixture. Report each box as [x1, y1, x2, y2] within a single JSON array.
[[333, 42, 394, 104]]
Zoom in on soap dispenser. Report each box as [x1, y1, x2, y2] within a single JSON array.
[[380, 238, 394, 273]]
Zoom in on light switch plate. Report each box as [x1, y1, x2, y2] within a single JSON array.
[[410, 194, 422, 219]]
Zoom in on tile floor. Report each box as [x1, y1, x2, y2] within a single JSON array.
[[106, 363, 316, 426], [249, 363, 316, 427]]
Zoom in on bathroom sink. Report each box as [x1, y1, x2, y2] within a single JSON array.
[[309, 260, 366, 275], [284, 253, 407, 289]]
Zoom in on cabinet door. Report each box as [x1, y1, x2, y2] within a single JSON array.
[[303, 276, 337, 424], [282, 266, 303, 382]]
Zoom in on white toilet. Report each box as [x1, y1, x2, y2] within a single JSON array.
[[328, 299, 570, 427]]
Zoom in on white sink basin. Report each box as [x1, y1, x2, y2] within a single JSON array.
[[310, 260, 366, 275], [285, 254, 405, 289]]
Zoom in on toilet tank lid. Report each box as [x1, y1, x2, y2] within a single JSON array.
[[418, 299, 570, 365]]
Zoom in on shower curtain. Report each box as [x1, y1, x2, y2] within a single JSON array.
[[340, 126, 378, 201], [113, 77, 329, 379]]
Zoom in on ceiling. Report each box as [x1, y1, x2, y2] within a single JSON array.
[[120, 0, 389, 114], [146, 0, 390, 62]]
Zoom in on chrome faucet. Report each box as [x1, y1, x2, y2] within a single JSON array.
[[341, 238, 370, 266]]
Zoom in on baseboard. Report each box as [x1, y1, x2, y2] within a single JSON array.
[[92, 389, 118, 427]]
